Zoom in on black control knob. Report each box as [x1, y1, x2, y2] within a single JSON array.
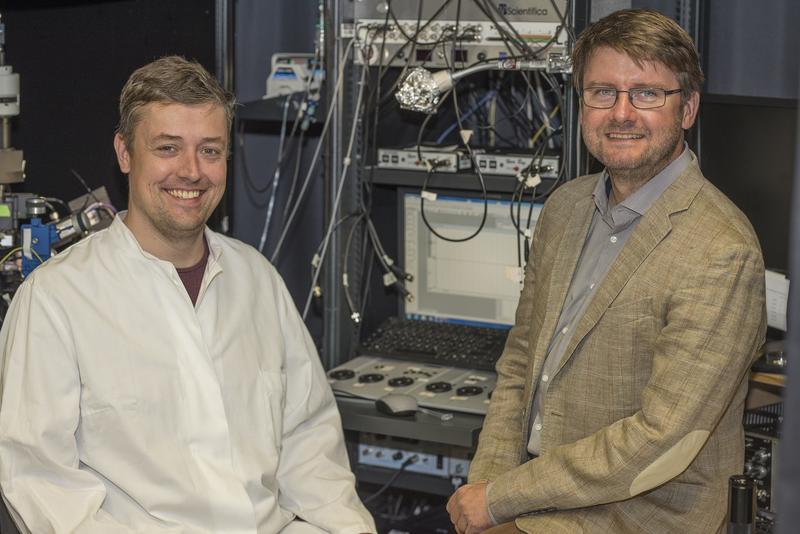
[[751, 466, 769, 480], [358, 373, 384, 383], [426, 381, 452, 393], [753, 449, 771, 463], [388, 376, 414, 387], [328, 369, 355, 380]]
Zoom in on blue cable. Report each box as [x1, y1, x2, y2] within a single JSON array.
[[434, 90, 496, 145]]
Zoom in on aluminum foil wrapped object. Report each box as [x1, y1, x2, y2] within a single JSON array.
[[395, 67, 454, 114]]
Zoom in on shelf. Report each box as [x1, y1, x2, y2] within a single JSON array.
[[355, 465, 458, 497], [237, 96, 325, 125], [366, 166, 557, 194], [335, 396, 484, 449]]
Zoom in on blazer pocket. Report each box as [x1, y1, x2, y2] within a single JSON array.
[[602, 297, 654, 326]]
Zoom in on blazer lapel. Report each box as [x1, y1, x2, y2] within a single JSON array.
[[554, 160, 705, 376], [528, 192, 595, 373]]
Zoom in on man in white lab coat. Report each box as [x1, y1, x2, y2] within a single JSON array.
[[0, 56, 375, 534]]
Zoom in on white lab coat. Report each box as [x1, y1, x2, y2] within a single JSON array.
[[0, 216, 375, 534]]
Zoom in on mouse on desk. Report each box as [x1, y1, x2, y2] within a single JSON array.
[[375, 393, 418, 417]]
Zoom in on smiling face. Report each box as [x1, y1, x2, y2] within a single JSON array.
[[114, 102, 227, 250], [580, 46, 699, 183]]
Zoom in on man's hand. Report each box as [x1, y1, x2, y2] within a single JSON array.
[[446, 481, 494, 534]]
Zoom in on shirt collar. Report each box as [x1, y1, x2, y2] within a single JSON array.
[[203, 226, 224, 264], [593, 142, 691, 217], [110, 212, 223, 265]]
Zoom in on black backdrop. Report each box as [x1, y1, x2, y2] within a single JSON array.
[[1, 0, 216, 210], [0, 3, 215, 530]]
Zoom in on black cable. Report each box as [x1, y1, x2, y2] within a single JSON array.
[[280, 130, 306, 225], [363, 5, 407, 218], [512, 68, 569, 201], [386, 0, 452, 46], [514, 180, 523, 267], [342, 212, 366, 322], [419, 170, 487, 243], [524, 184, 537, 263], [470, 0, 528, 59], [453, 0, 463, 68], [484, 0, 540, 57], [416, 34, 489, 243], [497, 91, 534, 145], [365, 217, 412, 283], [363, 2, 396, 190], [510, 177, 532, 236], [548, 0, 575, 43], [357, 232, 376, 330], [69, 169, 100, 208], [373, 0, 453, 107], [362, 455, 418, 505], [237, 94, 304, 203], [473, 75, 535, 133], [532, 129, 567, 202], [44, 197, 72, 217], [538, 72, 569, 190], [483, 0, 569, 59]]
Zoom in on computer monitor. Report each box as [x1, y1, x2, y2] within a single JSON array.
[[697, 95, 797, 272], [401, 192, 542, 328]]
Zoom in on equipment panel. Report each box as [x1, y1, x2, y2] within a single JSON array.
[[329, 355, 495, 415], [353, 0, 569, 67]]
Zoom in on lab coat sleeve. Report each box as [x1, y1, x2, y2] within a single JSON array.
[[0, 276, 163, 534], [273, 279, 376, 534]]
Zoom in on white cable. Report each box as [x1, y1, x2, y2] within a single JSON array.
[[534, 71, 560, 152], [301, 60, 368, 319], [257, 95, 292, 252], [263, 48, 323, 249], [534, 72, 551, 134], [270, 38, 356, 263]]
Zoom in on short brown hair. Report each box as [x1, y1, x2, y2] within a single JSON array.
[[116, 55, 235, 151], [571, 9, 704, 101]]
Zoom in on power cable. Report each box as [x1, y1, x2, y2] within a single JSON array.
[[301, 59, 368, 319], [257, 95, 293, 252], [362, 455, 419, 505], [270, 38, 356, 263], [418, 20, 488, 243]]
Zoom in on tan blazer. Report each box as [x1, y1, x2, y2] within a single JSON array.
[[469, 156, 766, 534]]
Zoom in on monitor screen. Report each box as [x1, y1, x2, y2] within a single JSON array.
[[697, 95, 797, 272], [402, 193, 542, 328]]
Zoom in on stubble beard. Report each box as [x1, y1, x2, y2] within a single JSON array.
[[148, 196, 213, 245], [583, 111, 685, 187]]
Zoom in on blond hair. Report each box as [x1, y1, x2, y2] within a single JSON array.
[[116, 55, 235, 151]]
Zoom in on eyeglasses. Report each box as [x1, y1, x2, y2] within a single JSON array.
[[581, 87, 683, 109]]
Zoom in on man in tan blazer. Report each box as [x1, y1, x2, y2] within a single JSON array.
[[447, 9, 766, 534]]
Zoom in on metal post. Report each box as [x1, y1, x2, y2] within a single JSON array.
[[322, 0, 345, 370], [565, 0, 592, 179], [214, 0, 234, 234]]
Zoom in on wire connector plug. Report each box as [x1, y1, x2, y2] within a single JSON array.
[[383, 272, 398, 286], [525, 174, 542, 189]]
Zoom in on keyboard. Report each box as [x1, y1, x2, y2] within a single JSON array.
[[357, 317, 509, 371]]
